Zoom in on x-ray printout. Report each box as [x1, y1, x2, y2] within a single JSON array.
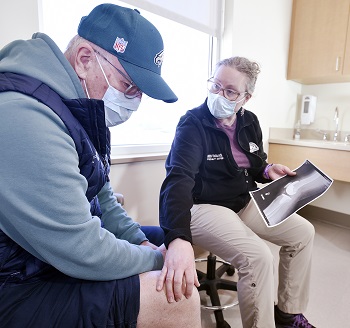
[[250, 160, 333, 227]]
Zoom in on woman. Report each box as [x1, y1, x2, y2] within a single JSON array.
[[159, 57, 316, 328]]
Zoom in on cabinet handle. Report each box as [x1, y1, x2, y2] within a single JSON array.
[[335, 57, 340, 71]]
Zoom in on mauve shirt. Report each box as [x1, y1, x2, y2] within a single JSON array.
[[215, 118, 251, 168]]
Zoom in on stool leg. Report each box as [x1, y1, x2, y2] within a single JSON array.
[[206, 253, 217, 279], [206, 254, 231, 328], [214, 314, 231, 328], [197, 253, 237, 328], [212, 298, 231, 328]]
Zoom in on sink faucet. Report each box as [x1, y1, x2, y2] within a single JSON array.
[[316, 129, 328, 140], [333, 107, 339, 141]]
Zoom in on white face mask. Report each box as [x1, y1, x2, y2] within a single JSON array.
[[207, 92, 245, 119], [95, 53, 141, 127], [103, 87, 140, 127]]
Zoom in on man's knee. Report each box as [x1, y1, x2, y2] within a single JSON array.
[[138, 272, 201, 327], [186, 284, 201, 308], [165, 287, 201, 326]]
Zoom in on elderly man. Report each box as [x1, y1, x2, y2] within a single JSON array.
[[0, 4, 200, 328]]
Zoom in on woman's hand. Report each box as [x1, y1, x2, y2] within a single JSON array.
[[156, 238, 200, 303], [268, 163, 296, 180]]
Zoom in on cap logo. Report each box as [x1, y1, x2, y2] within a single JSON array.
[[113, 37, 128, 53], [154, 50, 164, 67]]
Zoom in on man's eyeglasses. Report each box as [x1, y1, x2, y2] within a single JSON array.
[[207, 78, 247, 101], [94, 50, 142, 99]]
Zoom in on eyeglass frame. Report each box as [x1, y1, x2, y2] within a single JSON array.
[[207, 78, 248, 101], [94, 50, 142, 99]]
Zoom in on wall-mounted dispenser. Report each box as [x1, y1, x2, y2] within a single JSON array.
[[300, 95, 317, 125]]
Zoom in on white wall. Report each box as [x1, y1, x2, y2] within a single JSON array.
[[0, 0, 40, 48], [221, 0, 301, 149], [301, 83, 350, 134], [109, 160, 166, 225]]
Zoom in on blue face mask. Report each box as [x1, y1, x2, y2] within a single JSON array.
[[207, 92, 245, 119]]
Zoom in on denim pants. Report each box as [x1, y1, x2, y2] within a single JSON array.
[[190, 200, 315, 328]]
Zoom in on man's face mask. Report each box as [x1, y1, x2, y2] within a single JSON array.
[[94, 52, 141, 127]]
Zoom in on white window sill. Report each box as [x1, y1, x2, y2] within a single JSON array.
[[110, 144, 170, 164]]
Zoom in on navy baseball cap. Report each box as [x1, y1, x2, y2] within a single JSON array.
[[78, 3, 177, 103]]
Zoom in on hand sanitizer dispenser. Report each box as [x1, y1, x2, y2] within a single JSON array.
[[300, 95, 317, 125]]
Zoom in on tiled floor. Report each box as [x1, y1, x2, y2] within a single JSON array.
[[199, 218, 350, 327]]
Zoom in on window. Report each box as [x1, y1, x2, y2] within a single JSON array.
[[39, 0, 220, 153], [108, 13, 210, 147]]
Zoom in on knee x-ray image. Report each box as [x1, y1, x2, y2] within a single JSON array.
[[250, 160, 333, 227]]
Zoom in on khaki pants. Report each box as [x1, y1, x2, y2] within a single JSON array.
[[191, 200, 315, 328]]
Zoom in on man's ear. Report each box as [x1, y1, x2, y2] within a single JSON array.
[[74, 43, 95, 80]]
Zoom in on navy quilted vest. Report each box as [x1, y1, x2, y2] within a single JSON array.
[[0, 72, 110, 284]]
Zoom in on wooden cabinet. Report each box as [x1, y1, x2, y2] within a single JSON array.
[[268, 143, 350, 182], [287, 0, 350, 84]]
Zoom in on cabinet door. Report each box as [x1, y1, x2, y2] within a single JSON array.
[[343, 9, 350, 75], [287, 0, 350, 84], [268, 143, 350, 182]]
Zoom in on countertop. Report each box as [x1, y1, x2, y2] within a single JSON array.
[[268, 128, 350, 152]]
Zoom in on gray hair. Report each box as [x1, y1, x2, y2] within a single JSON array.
[[64, 35, 108, 60], [214, 57, 261, 95]]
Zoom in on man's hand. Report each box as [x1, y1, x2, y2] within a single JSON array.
[[140, 241, 167, 261], [156, 238, 200, 303], [268, 163, 296, 180], [156, 243, 167, 260], [140, 240, 158, 250]]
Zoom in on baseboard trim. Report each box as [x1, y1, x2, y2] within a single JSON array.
[[298, 205, 350, 229]]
